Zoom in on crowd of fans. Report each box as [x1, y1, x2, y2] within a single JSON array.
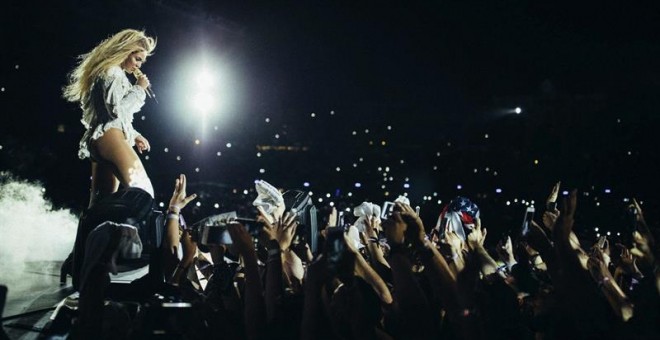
[[58, 178, 658, 339]]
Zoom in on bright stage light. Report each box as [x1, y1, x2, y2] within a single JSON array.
[[515, 107, 522, 114], [195, 72, 217, 88], [173, 49, 240, 128], [192, 92, 216, 114]]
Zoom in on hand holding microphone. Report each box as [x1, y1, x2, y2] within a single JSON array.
[[133, 68, 157, 102]]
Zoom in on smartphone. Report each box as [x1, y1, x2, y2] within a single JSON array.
[[337, 211, 345, 227], [521, 206, 535, 237], [381, 201, 395, 219], [200, 224, 233, 245], [547, 201, 557, 211]]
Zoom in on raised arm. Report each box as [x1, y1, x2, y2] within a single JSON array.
[[260, 212, 298, 324], [227, 222, 265, 340], [162, 174, 197, 281]]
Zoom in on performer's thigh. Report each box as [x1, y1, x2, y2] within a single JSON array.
[[92, 128, 153, 196], [89, 161, 119, 206]]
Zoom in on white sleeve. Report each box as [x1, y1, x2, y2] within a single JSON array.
[[103, 68, 147, 122], [126, 127, 141, 143]]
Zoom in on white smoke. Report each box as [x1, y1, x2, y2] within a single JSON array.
[[0, 172, 78, 286]]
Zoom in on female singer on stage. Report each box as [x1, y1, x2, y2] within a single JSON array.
[[63, 29, 157, 207]]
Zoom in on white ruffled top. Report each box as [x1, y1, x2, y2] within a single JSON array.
[[78, 66, 146, 160]]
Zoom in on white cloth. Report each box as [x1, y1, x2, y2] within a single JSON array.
[[346, 225, 364, 249], [394, 195, 410, 206], [78, 66, 146, 160], [353, 201, 381, 233], [252, 180, 284, 224]]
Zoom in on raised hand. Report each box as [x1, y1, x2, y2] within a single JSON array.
[[227, 222, 256, 257], [541, 209, 560, 232], [629, 198, 654, 246], [558, 189, 577, 236], [327, 206, 338, 228], [630, 198, 646, 225], [547, 181, 561, 209], [382, 211, 407, 245], [364, 216, 379, 239], [396, 202, 426, 246], [261, 212, 298, 250], [168, 174, 197, 214], [617, 244, 641, 276], [466, 219, 487, 251], [134, 135, 150, 154], [631, 231, 655, 266], [587, 247, 610, 282], [496, 236, 516, 267], [443, 224, 464, 254], [596, 236, 611, 267]]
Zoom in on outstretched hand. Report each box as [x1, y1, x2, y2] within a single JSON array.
[[629, 198, 646, 225], [168, 174, 197, 213], [617, 244, 641, 276], [382, 211, 407, 245], [396, 202, 426, 246], [442, 224, 464, 253], [496, 236, 516, 265], [227, 222, 256, 257], [542, 209, 560, 232], [547, 181, 561, 208], [587, 249, 610, 281], [261, 212, 298, 250], [134, 135, 151, 154], [558, 189, 577, 236], [466, 219, 487, 251]]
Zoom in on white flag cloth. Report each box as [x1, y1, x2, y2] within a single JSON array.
[[394, 195, 410, 206], [252, 180, 285, 224], [353, 201, 381, 232]]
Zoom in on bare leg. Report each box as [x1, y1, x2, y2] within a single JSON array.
[[90, 128, 154, 198], [88, 161, 120, 208]]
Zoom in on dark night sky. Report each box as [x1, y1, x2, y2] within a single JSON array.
[[1, 0, 659, 232]]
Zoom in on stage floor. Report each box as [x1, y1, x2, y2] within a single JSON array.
[[2, 260, 149, 339], [2, 261, 71, 339]]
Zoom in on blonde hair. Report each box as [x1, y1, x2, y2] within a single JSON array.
[[63, 29, 156, 103]]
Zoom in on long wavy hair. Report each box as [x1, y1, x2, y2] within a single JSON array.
[[63, 29, 156, 103]]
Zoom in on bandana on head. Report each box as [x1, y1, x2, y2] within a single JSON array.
[[435, 196, 480, 241]]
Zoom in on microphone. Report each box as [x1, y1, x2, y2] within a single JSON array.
[[133, 68, 157, 103]]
